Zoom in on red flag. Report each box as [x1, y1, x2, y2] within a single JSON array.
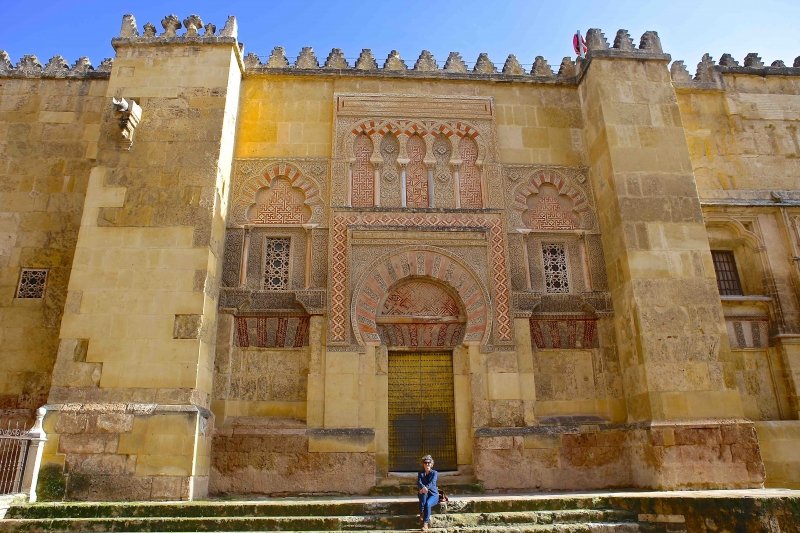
[[573, 31, 587, 57]]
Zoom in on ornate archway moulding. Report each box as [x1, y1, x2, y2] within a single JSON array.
[[231, 158, 327, 227], [329, 212, 511, 345], [351, 245, 491, 347]]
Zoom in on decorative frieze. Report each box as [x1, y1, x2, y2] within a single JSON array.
[[529, 316, 599, 349], [234, 315, 310, 348]]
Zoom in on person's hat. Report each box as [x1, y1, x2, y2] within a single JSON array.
[[421, 454, 434, 463]]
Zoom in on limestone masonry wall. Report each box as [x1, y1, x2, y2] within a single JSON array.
[[2, 14, 800, 499], [0, 73, 107, 425]]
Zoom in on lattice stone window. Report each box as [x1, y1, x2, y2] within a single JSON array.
[[542, 243, 569, 293], [16, 268, 48, 299], [263, 237, 291, 290], [711, 250, 743, 296]]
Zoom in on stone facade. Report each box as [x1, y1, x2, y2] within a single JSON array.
[[1, 16, 800, 500]]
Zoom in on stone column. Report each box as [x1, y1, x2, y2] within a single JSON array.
[[21, 407, 47, 502], [40, 14, 242, 500], [578, 29, 762, 488]]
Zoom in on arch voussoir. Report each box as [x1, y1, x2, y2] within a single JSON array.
[[351, 247, 490, 346]]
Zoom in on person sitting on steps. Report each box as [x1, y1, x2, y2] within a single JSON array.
[[417, 454, 439, 532]]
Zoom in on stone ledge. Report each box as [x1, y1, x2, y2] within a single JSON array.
[[307, 428, 375, 438], [244, 66, 578, 84], [43, 403, 212, 419], [475, 418, 758, 437]]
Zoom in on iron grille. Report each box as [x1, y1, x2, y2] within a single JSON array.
[[0, 422, 30, 495], [263, 237, 291, 290], [542, 243, 569, 293], [388, 351, 457, 472], [16, 269, 48, 299], [711, 250, 743, 296]]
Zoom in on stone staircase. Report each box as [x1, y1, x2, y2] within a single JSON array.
[[1, 495, 641, 532], [369, 470, 485, 497]]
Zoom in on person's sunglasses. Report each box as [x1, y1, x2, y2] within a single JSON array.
[[423, 461, 432, 464]]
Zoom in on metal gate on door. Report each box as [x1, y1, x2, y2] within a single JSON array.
[[388, 351, 457, 472]]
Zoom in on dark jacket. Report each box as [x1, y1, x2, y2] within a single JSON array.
[[417, 469, 439, 495]]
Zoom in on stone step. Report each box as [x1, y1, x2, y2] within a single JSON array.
[[0, 516, 641, 533], [5, 497, 617, 519], [432, 510, 636, 526], [1, 509, 637, 532], [369, 482, 485, 496]]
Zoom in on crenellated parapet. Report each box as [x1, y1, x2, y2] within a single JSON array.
[[243, 46, 579, 83], [243, 28, 671, 83], [0, 52, 112, 78], [581, 28, 668, 60], [111, 13, 239, 49], [670, 52, 800, 89]]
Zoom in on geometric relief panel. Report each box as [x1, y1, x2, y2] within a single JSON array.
[[235, 315, 310, 348], [405, 134, 428, 208], [377, 279, 465, 348], [222, 229, 244, 288], [458, 136, 482, 208], [432, 133, 455, 208], [351, 133, 375, 208], [380, 133, 402, 207], [247, 178, 310, 224], [529, 316, 598, 349], [381, 279, 461, 318], [523, 184, 578, 230]]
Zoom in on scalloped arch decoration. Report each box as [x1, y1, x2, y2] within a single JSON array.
[[235, 162, 323, 225], [512, 169, 591, 230], [344, 118, 484, 160]]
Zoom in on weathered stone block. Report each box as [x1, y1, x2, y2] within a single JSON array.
[[59, 433, 118, 454], [96, 412, 134, 433]]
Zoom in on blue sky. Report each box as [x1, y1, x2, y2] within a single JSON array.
[[2, 1, 799, 72]]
